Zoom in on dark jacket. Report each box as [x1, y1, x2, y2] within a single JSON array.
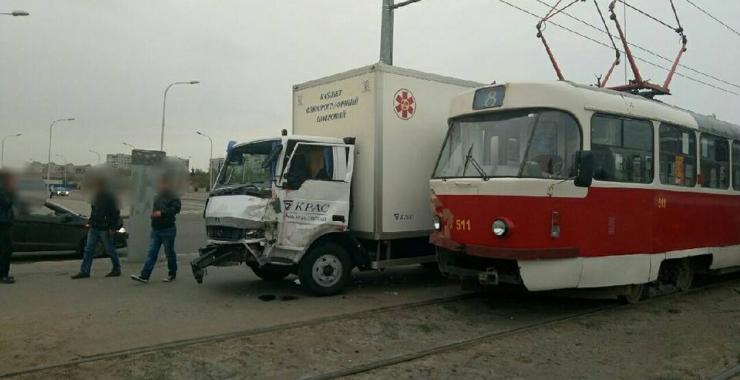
[[0, 189, 14, 226], [151, 191, 181, 230], [88, 191, 121, 230]]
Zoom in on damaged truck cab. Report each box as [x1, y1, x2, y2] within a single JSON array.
[[192, 134, 359, 295], [192, 63, 482, 296]]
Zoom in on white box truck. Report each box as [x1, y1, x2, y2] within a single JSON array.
[[191, 63, 481, 295]]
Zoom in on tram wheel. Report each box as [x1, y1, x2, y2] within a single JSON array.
[[619, 284, 645, 304], [663, 259, 694, 292]]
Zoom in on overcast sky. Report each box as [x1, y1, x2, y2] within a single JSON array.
[[1, 0, 739, 170]]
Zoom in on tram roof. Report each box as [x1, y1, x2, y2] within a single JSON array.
[[455, 81, 740, 141]]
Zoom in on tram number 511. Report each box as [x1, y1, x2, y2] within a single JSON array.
[[455, 219, 472, 231], [657, 195, 668, 209]]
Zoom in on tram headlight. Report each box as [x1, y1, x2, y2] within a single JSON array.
[[492, 219, 508, 237], [432, 216, 442, 231]]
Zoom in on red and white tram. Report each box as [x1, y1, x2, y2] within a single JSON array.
[[430, 81, 740, 301]]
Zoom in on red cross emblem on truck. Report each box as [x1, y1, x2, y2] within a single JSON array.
[[394, 89, 415, 120]]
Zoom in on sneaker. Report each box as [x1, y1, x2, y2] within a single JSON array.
[[105, 271, 121, 278], [71, 272, 90, 280], [1, 277, 15, 284], [130, 274, 149, 284], [163, 275, 176, 283]]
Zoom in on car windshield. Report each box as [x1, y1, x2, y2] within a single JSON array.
[[217, 139, 281, 189], [433, 109, 581, 179]]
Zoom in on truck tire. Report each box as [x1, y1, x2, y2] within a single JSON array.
[[298, 242, 352, 296], [250, 264, 293, 282]]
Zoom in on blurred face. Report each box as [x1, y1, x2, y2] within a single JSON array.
[[158, 178, 171, 192], [4, 175, 16, 192], [93, 179, 105, 193]]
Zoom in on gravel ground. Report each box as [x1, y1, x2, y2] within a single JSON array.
[[5, 276, 739, 380]]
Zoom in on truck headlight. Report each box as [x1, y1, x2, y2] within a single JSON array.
[[432, 216, 442, 231], [492, 219, 507, 237]]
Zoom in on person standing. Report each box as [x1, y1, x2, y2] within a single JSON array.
[[131, 177, 181, 283], [71, 179, 122, 279], [0, 171, 17, 284]]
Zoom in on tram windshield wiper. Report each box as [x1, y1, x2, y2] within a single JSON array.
[[463, 144, 489, 181]]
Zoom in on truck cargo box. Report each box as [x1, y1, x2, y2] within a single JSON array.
[[293, 63, 481, 240]]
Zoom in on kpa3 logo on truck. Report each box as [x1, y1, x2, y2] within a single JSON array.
[[283, 199, 334, 223]]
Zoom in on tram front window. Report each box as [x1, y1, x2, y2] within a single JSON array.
[[433, 109, 581, 179]]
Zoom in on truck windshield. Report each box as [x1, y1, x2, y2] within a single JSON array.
[[217, 140, 281, 190], [433, 109, 581, 179]]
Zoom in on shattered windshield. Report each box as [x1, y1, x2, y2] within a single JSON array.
[[433, 109, 581, 179], [217, 139, 281, 190]]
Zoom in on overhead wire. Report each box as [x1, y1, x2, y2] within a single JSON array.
[[531, 0, 740, 91], [493, 0, 740, 96], [683, 0, 740, 38]]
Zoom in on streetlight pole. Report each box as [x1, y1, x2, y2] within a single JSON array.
[[160, 80, 200, 152], [0, 10, 30, 16], [1, 133, 22, 168], [122, 142, 136, 150], [46, 118, 75, 181], [55, 154, 68, 186], [379, 0, 423, 65], [196, 131, 214, 188], [89, 150, 101, 164]]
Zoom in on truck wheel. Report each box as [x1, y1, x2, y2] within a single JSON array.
[[298, 242, 352, 296], [250, 264, 293, 282]]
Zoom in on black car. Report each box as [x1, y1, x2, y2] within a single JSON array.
[[12, 201, 128, 257]]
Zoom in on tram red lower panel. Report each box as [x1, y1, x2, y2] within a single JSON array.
[[432, 187, 740, 259]]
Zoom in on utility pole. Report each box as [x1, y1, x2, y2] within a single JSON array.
[[160, 80, 200, 152], [46, 118, 75, 181], [379, 0, 423, 65], [380, 0, 395, 65], [196, 131, 214, 189]]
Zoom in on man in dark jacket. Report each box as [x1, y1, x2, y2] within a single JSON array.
[[131, 177, 181, 283], [0, 171, 17, 284], [71, 179, 122, 279]]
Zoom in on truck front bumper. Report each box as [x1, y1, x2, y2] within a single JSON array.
[[191, 242, 256, 284]]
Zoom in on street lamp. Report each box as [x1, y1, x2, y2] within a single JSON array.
[[0, 10, 30, 16], [160, 80, 200, 151], [55, 154, 68, 185], [1, 133, 22, 168], [196, 130, 214, 188], [89, 150, 101, 164], [46, 118, 75, 181], [122, 142, 136, 150]]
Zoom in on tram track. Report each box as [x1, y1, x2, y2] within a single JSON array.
[[0, 292, 481, 379], [304, 276, 740, 380], [2, 276, 737, 379]]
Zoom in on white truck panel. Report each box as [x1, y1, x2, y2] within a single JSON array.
[[293, 63, 481, 239], [379, 70, 479, 235], [292, 71, 376, 234]]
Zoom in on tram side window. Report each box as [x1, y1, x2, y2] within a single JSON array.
[[591, 114, 653, 183], [700, 134, 730, 189], [660, 124, 697, 187], [733, 141, 740, 190]]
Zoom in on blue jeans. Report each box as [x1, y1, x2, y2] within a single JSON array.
[[80, 229, 121, 275], [140, 227, 177, 279]]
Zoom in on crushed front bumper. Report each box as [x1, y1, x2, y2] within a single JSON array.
[[191, 243, 250, 284]]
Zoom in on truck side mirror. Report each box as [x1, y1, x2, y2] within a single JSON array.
[[574, 150, 594, 188]]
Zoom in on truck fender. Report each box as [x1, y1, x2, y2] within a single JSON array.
[[302, 231, 369, 270]]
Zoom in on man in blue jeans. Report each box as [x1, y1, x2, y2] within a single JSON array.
[[131, 177, 181, 283], [71, 179, 122, 279]]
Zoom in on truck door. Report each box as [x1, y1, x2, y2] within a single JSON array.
[[276, 142, 354, 250]]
